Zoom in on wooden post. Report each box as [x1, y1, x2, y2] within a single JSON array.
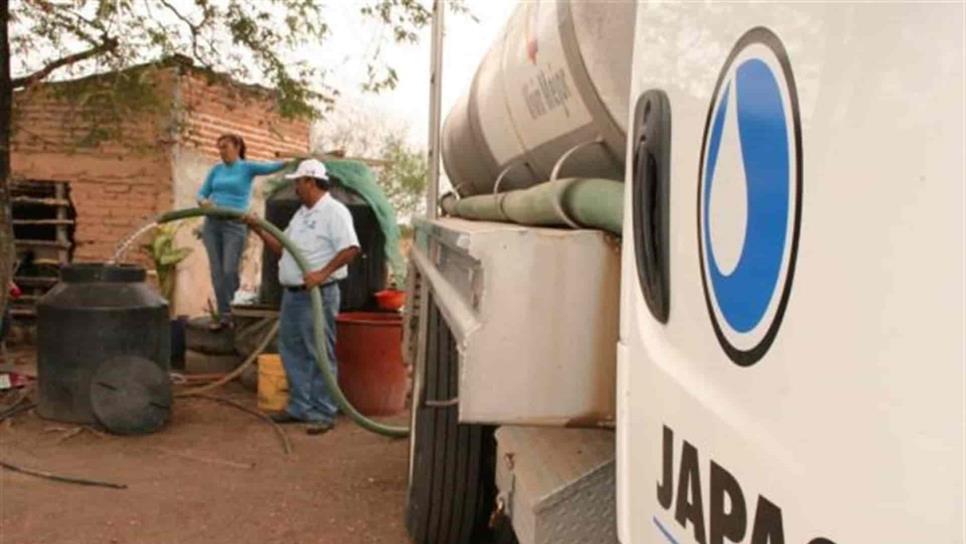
[[54, 182, 68, 265], [0, 0, 15, 330]]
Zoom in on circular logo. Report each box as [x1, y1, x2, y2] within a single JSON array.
[[697, 27, 803, 366]]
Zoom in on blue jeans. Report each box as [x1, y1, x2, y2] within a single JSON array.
[[201, 218, 248, 321], [279, 284, 340, 423]]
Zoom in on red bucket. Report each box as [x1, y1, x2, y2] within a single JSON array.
[[335, 312, 407, 416], [374, 289, 406, 311]]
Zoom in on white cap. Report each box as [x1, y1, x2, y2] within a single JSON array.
[[284, 159, 329, 181]]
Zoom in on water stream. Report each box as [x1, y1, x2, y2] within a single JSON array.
[[108, 221, 159, 264]]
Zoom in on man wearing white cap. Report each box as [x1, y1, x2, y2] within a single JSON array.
[[245, 159, 359, 435]]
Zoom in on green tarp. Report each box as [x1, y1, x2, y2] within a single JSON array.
[[266, 159, 406, 287]]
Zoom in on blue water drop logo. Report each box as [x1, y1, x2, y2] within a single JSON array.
[[698, 28, 803, 366]]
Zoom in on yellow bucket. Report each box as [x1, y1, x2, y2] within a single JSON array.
[[257, 354, 289, 412]]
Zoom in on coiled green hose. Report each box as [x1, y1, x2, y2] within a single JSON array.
[[158, 206, 409, 438]]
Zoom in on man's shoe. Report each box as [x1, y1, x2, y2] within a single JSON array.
[[269, 412, 301, 424], [306, 421, 334, 435]]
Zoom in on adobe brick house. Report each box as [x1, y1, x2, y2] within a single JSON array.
[[10, 58, 310, 318]]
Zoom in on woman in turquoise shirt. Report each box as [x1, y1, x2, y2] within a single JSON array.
[[197, 133, 286, 330]]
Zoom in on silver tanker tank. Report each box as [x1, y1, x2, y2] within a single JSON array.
[[442, 0, 636, 196]]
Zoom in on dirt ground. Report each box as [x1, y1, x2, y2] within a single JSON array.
[[0, 374, 413, 544]]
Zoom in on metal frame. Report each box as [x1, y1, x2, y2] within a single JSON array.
[[410, 0, 447, 492], [425, 0, 445, 220]]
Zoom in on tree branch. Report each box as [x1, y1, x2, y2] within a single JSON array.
[[11, 37, 119, 90], [157, 0, 205, 63], [158, 0, 199, 33], [25, 0, 107, 46]]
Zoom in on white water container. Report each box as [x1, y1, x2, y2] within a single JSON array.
[[442, 0, 636, 196]]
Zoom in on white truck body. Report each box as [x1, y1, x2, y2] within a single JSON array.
[[619, 4, 963, 543], [407, 3, 965, 544]]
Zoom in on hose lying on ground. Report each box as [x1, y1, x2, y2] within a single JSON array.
[[0, 459, 127, 489], [180, 394, 293, 455], [0, 386, 33, 419], [157, 207, 409, 439], [0, 402, 35, 422], [175, 320, 279, 396]]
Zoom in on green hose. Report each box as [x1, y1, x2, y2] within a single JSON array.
[[440, 177, 624, 235], [157, 206, 409, 438]]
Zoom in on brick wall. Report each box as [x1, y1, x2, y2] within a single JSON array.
[[10, 63, 311, 317], [10, 77, 175, 262], [178, 71, 310, 162], [171, 70, 310, 317]]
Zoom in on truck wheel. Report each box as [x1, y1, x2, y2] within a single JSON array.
[[406, 304, 517, 544]]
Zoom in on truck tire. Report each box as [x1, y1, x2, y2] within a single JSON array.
[[406, 304, 517, 544], [185, 317, 236, 355]]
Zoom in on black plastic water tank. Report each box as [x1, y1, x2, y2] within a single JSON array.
[[259, 184, 386, 311], [37, 263, 170, 424]]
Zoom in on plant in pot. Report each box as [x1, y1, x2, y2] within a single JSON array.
[[141, 223, 194, 367]]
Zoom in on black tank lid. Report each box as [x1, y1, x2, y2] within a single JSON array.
[[60, 263, 147, 284]]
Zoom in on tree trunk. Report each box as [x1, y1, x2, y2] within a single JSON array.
[[0, 0, 15, 332]]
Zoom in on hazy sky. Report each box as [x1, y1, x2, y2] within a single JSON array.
[[11, 0, 516, 150], [308, 1, 518, 148]]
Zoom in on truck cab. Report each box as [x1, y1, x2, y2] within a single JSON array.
[[620, 4, 963, 543]]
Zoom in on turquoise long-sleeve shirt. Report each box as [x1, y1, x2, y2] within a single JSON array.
[[197, 160, 287, 211]]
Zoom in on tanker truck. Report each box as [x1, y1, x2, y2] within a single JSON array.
[[403, 2, 965, 544]]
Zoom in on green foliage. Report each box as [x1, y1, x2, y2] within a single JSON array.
[[44, 63, 170, 151], [205, 297, 220, 322], [398, 222, 414, 239], [7, 0, 471, 147], [310, 103, 427, 220], [379, 134, 427, 220], [141, 223, 193, 303], [265, 134, 427, 221], [359, 0, 473, 93]]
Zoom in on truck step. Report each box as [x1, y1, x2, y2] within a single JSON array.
[[495, 426, 616, 544]]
